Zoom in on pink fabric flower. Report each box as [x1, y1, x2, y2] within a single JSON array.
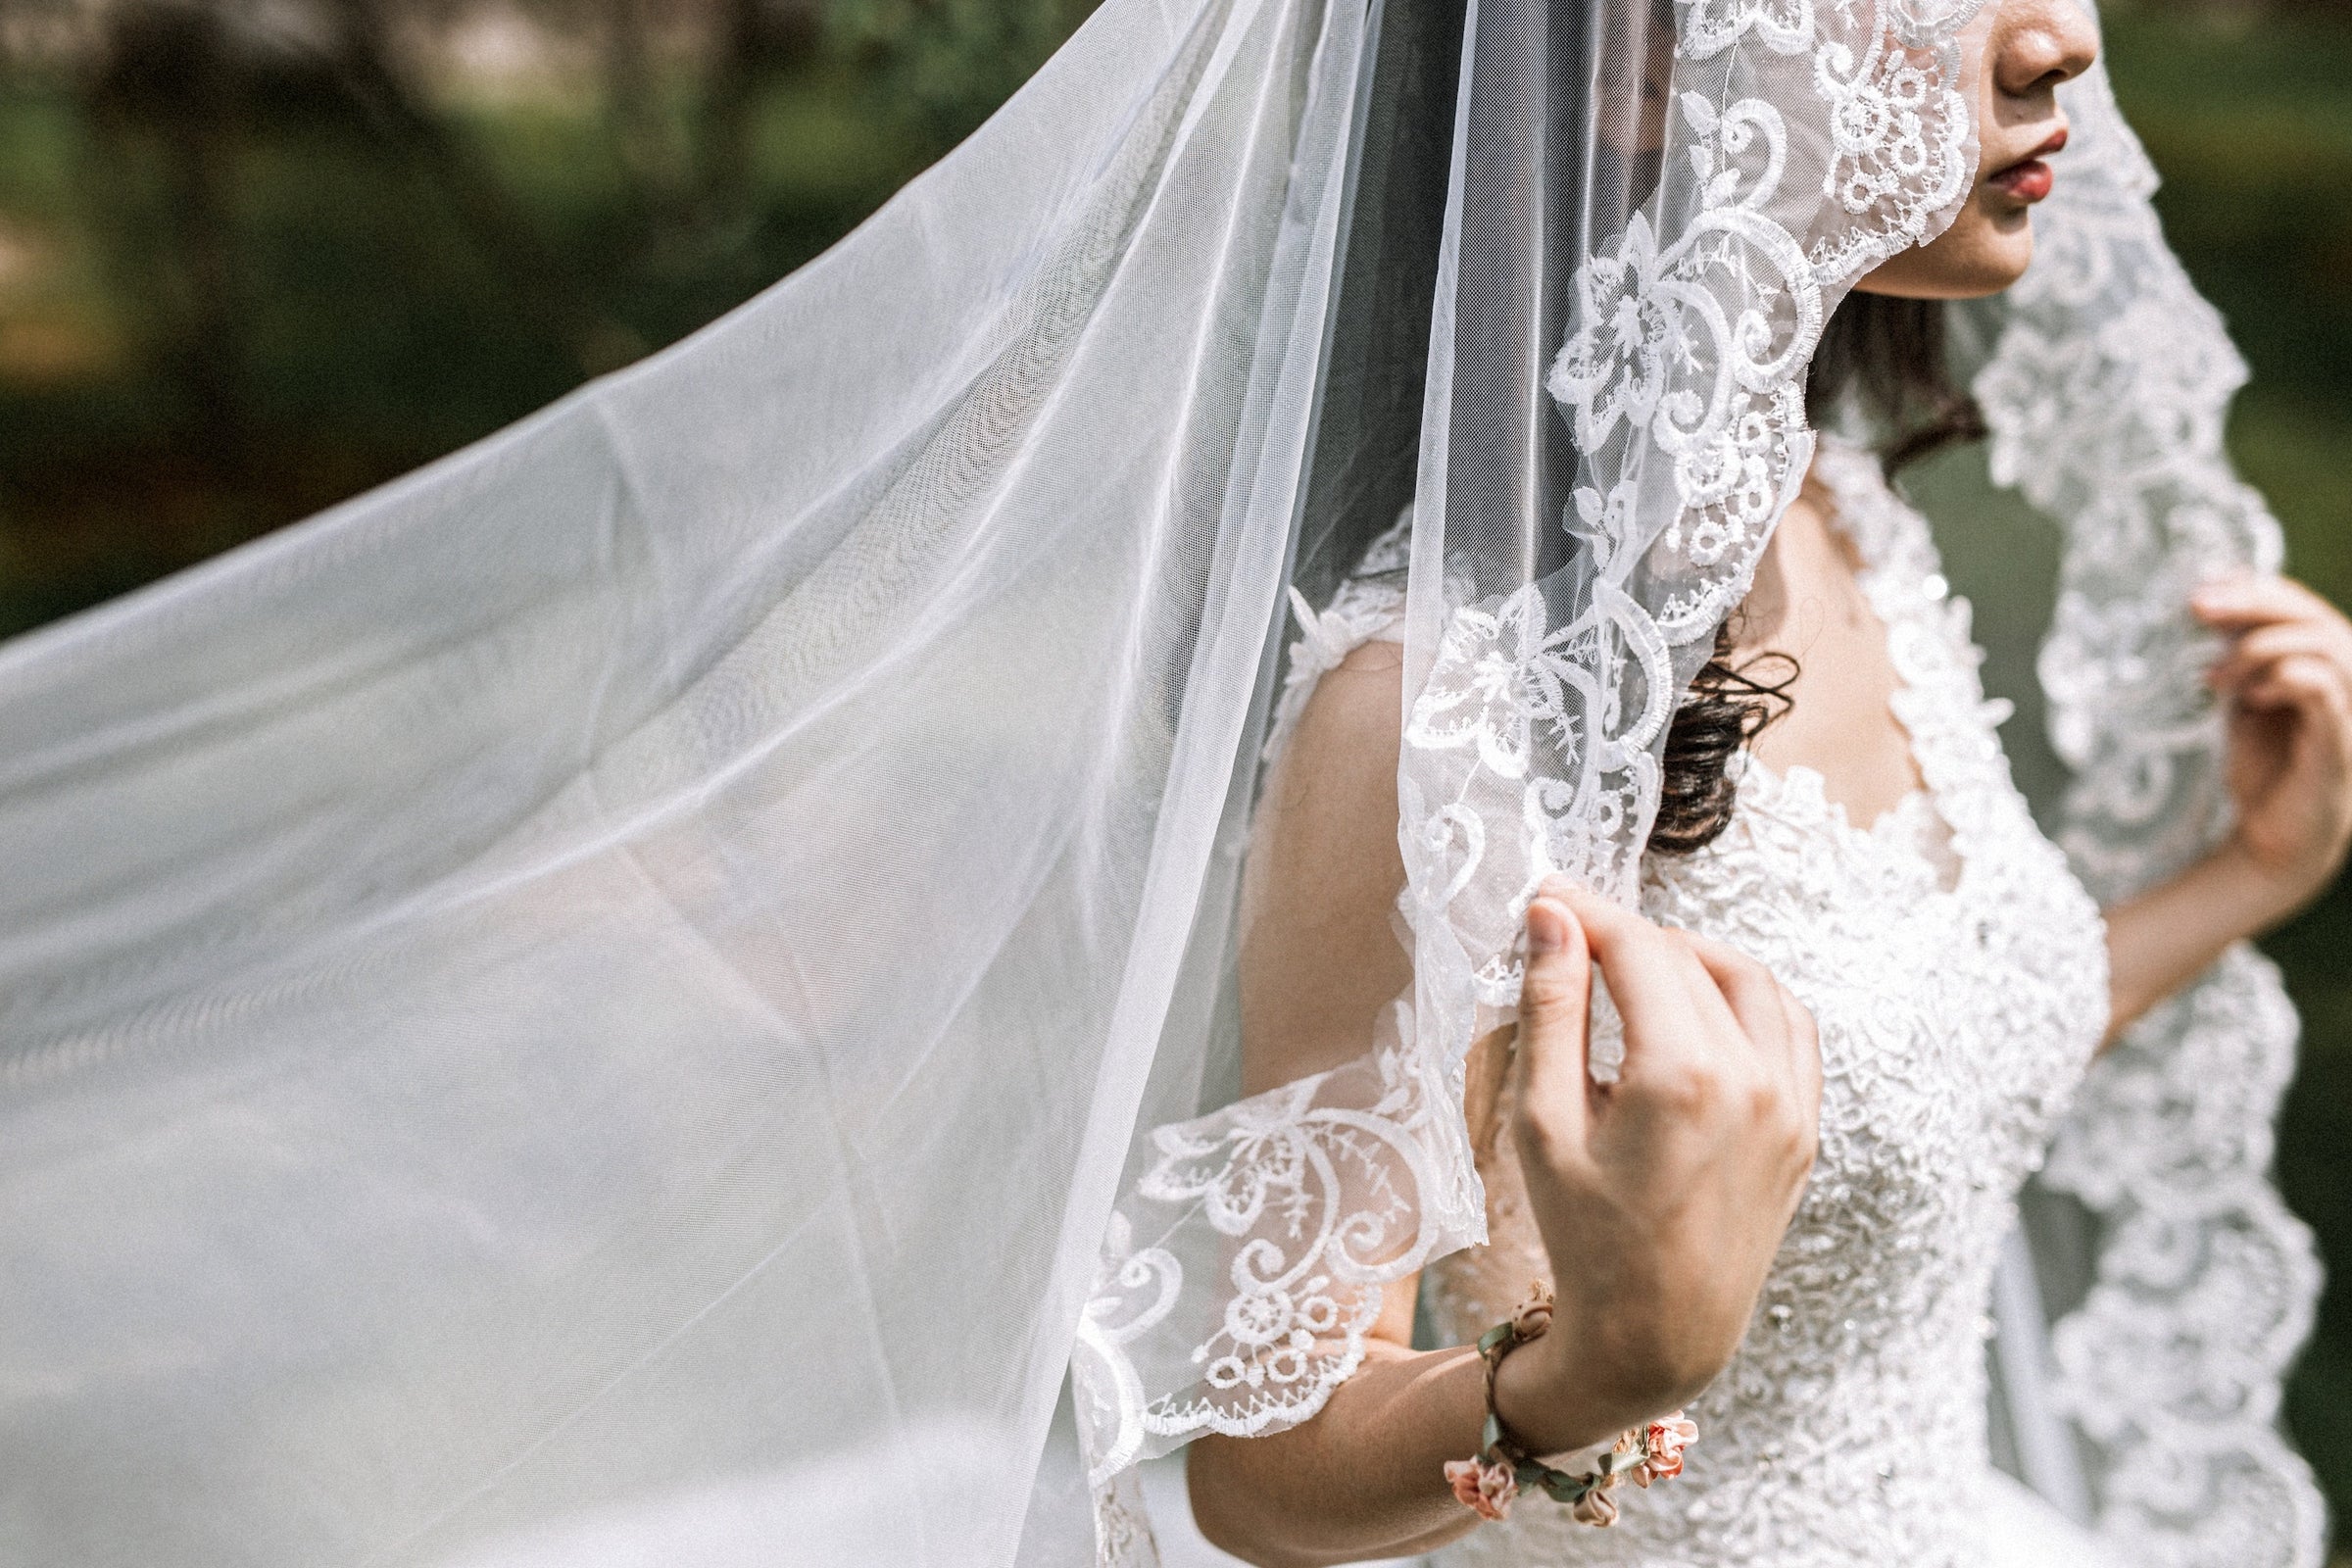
[[1570, 1483, 1620, 1526], [1445, 1456, 1518, 1522], [1640, 1412, 1698, 1483]]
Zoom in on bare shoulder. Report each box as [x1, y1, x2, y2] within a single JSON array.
[[1238, 637, 1411, 1095]]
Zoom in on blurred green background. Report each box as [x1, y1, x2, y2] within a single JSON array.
[[0, 0, 2345, 1547]]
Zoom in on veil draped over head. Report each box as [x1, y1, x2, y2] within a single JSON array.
[[0, 0, 2321, 1565]]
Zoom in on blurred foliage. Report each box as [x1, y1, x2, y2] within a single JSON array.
[[0, 0, 2350, 1545], [0, 0, 1092, 632]]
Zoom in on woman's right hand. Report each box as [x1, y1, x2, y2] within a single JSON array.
[[1492, 877, 1823, 1454]]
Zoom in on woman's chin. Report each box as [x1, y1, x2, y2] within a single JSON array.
[[1853, 219, 2034, 302]]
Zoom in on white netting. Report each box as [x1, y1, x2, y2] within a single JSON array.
[[1970, 51, 2326, 1568]]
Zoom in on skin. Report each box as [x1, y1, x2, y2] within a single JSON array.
[[1790, 0, 2352, 1044], [1190, 1, 2352, 1561], [2099, 573, 2352, 1036], [1199, 650, 1822, 1568]]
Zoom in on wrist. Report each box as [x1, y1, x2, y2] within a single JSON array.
[[1488, 1311, 1651, 1459], [1453, 1290, 1703, 1529], [2202, 832, 2323, 935]]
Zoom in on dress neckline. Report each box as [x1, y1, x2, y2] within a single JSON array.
[[1728, 440, 1969, 894]]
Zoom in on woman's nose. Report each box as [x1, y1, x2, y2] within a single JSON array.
[[1996, 0, 2100, 97]]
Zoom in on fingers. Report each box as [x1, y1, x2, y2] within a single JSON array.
[[1685, 928, 1822, 1132], [1517, 879, 1823, 1244], [1543, 882, 1703, 1013], [2236, 650, 2349, 708], [1681, 931, 1788, 1054], [1781, 982, 1825, 1133], [1514, 894, 1594, 1135], [2196, 582, 2352, 786], [1544, 881, 1736, 1068], [2239, 653, 2352, 739], [2207, 621, 2352, 697], [2193, 573, 2344, 633]]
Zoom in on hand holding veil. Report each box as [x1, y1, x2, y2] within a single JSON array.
[[0, 0, 2321, 1565]]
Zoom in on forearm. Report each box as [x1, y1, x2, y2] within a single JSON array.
[[1185, 1341, 1486, 1568], [2101, 840, 2303, 1047], [1185, 1332, 1635, 1568]]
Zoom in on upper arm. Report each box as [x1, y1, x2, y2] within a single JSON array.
[[1237, 638, 1436, 1355], [1238, 638, 1413, 1098]]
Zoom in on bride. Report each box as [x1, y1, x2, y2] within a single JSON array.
[[1170, 4, 2352, 1565], [0, 0, 2339, 1564]]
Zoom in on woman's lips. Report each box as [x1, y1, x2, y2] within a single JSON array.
[[1991, 159, 2055, 202], [1989, 127, 2069, 204]]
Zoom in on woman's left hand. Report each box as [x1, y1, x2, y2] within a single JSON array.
[[2099, 573, 2352, 1045], [2194, 572, 2352, 922]]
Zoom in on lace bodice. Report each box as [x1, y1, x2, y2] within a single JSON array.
[[1291, 443, 2113, 1566]]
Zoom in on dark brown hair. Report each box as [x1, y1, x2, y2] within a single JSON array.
[[1804, 294, 1988, 472], [1646, 293, 1983, 855]]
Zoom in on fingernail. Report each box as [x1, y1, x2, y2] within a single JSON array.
[[1528, 899, 1570, 955]]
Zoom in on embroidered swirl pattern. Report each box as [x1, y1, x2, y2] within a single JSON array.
[[1075, 0, 1985, 1554], [1429, 438, 2113, 1568], [1077, 11, 2324, 1565], [1073, 1020, 1476, 1485], [1972, 57, 2326, 1568]]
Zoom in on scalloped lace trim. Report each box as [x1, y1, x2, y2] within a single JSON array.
[[1073, 0, 1987, 1553], [1426, 436, 2112, 1568], [1975, 59, 2327, 1568]]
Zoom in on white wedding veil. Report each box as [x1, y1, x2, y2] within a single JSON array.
[[0, 0, 2321, 1564], [1962, 60, 2325, 1564]]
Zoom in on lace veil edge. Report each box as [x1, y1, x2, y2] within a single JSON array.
[[1974, 53, 2328, 1568]]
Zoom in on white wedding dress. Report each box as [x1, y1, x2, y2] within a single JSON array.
[[1271, 437, 2124, 1568]]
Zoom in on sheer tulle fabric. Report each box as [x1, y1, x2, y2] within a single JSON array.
[[1966, 56, 2326, 1565], [1079, 0, 1991, 1516], [3, 0, 1361, 1561], [0, 0, 2321, 1565]]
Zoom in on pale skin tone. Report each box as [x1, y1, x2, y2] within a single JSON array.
[[1188, 2, 2352, 1563]]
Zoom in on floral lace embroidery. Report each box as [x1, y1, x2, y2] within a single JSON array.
[[1075, 0, 1988, 1544], [1074, 40, 2325, 1562], [1808, 0, 1984, 284], [1415, 0, 1984, 979], [1073, 1006, 1482, 1484], [1429, 441, 2112, 1568], [1087, 1465, 1161, 1568], [1973, 59, 2326, 1568]]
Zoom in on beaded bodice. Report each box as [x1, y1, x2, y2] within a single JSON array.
[[1424, 446, 2110, 1566], [1292, 444, 2112, 1566]]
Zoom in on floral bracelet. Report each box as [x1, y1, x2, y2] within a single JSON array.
[[1442, 1282, 1698, 1526]]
